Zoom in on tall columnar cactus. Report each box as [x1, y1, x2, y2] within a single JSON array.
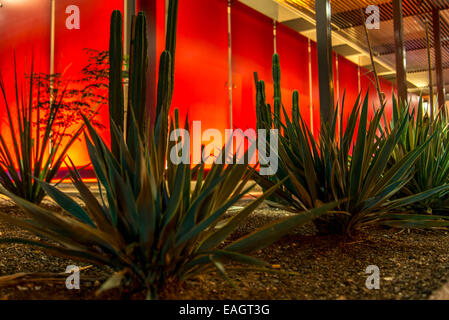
[[127, 12, 149, 155], [159, 0, 178, 111], [254, 53, 300, 202], [272, 53, 282, 130], [109, 10, 125, 159], [108, 0, 178, 162], [155, 0, 178, 169], [292, 90, 299, 123], [254, 73, 271, 132], [255, 54, 301, 130]]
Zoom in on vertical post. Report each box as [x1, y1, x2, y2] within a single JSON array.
[[137, 0, 157, 124], [50, 0, 55, 81], [123, 0, 136, 132], [433, 8, 445, 112], [124, 0, 136, 57], [308, 38, 314, 134], [273, 20, 277, 54], [358, 57, 361, 93], [227, 0, 233, 129], [393, 0, 407, 104], [315, 0, 334, 125], [335, 54, 340, 136], [425, 17, 434, 117], [49, 0, 56, 155]]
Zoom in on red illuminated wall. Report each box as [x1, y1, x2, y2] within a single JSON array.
[[277, 23, 311, 126], [0, 0, 50, 76], [170, 0, 230, 151], [232, 1, 273, 131], [231, 3, 313, 131], [338, 56, 360, 132], [54, 0, 124, 167], [310, 41, 320, 136], [0, 0, 397, 174]]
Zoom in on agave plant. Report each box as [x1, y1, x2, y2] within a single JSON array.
[[0, 59, 83, 204], [0, 6, 335, 298], [0, 112, 335, 298], [384, 97, 449, 214], [254, 53, 449, 236]]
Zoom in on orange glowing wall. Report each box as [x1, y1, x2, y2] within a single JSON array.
[[231, 1, 273, 131], [0, 0, 397, 175], [171, 0, 230, 146], [276, 22, 311, 125], [337, 55, 360, 132], [0, 0, 50, 148], [53, 0, 124, 167]]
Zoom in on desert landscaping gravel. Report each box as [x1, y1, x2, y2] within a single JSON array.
[[1, 197, 449, 300]]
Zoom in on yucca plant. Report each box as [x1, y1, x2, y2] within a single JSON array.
[[384, 97, 449, 214], [254, 53, 449, 236], [0, 59, 83, 204], [0, 5, 336, 299]]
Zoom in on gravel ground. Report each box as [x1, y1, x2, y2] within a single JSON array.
[[1, 197, 449, 300]]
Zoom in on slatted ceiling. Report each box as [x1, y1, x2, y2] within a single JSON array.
[[441, 8, 449, 24], [283, 0, 390, 14], [282, 0, 449, 28], [398, 15, 428, 72], [406, 48, 431, 70], [276, 0, 449, 89]]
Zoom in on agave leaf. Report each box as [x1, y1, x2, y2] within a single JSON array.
[[349, 93, 369, 201], [176, 182, 256, 247], [384, 185, 449, 211], [198, 179, 286, 253], [226, 202, 337, 254], [37, 180, 95, 228]]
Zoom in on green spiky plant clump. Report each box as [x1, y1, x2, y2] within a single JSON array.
[[254, 53, 449, 237], [0, 59, 83, 204], [383, 97, 449, 214], [0, 4, 336, 299]]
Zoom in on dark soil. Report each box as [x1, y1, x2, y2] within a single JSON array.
[[1, 198, 449, 300]]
